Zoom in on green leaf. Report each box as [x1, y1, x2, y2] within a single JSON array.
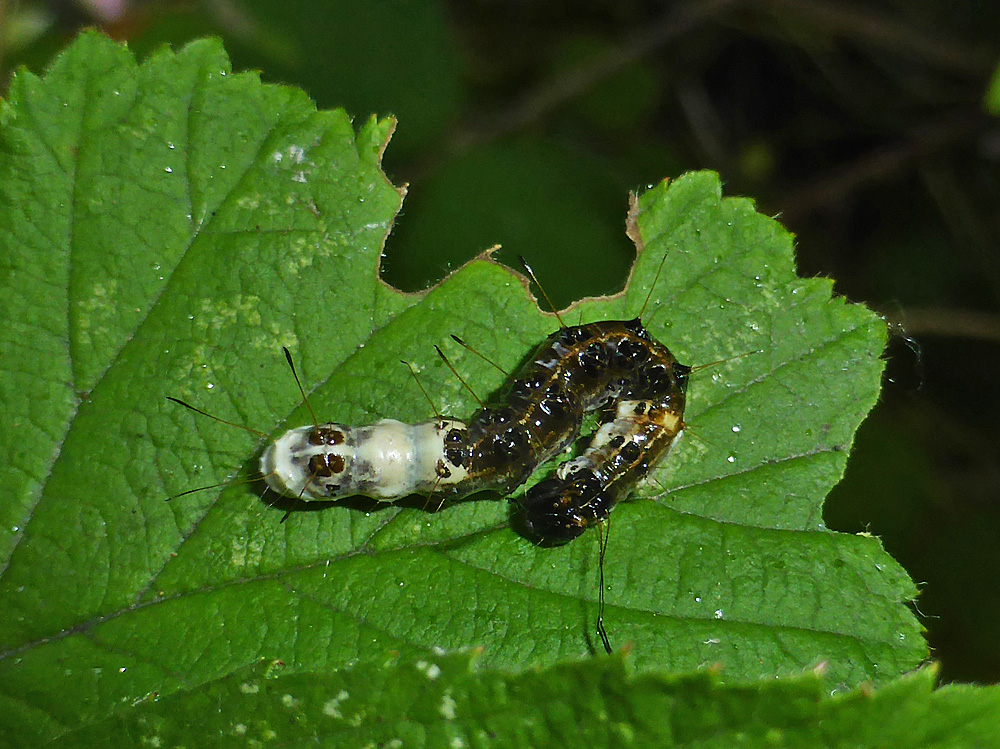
[[54, 653, 1000, 747], [986, 60, 1000, 116], [0, 33, 926, 743]]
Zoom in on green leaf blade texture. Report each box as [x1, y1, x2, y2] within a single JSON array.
[[0, 33, 925, 743], [48, 656, 1000, 748]]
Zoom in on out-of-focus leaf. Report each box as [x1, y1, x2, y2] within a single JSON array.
[[57, 654, 1000, 747]]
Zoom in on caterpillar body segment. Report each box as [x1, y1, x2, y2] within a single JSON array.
[[261, 418, 473, 501], [519, 396, 687, 544]]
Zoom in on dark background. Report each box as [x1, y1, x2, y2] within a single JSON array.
[[4, 0, 998, 684]]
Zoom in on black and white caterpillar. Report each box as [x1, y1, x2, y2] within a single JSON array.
[[256, 318, 690, 545], [261, 418, 473, 501]]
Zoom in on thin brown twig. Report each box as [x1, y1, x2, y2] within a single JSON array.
[[775, 111, 984, 222], [447, 0, 747, 154], [765, 0, 996, 75], [894, 307, 1000, 343]]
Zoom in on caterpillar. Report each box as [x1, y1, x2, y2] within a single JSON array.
[[171, 260, 693, 653], [251, 318, 689, 546], [520, 387, 688, 544]]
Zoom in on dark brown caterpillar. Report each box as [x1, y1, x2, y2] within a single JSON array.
[[519, 393, 687, 544], [464, 319, 685, 490], [495, 319, 690, 544]]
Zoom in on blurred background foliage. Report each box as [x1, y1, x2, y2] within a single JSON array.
[[3, 0, 999, 684]]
